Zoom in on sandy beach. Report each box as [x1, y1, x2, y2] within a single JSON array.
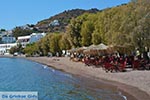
[[26, 56, 150, 100]]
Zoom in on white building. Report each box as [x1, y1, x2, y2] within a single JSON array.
[[0, 30, 13, 37], [49, 20, 60, 26], [17, 36, 31, 48], [17, 32, 46, 48], [2, 35, 16, 43], [0, 43, 17, 55], [19, 25, 33, 30], [0, 32, 46, 54], [29, 33, 46, 43]]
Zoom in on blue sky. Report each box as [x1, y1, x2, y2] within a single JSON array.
[[0, 0, 130, 30]]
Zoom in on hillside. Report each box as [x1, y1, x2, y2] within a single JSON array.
[[25, 0, 150, 56], [35, 8, 99, 33]]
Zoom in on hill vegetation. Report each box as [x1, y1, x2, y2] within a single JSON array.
[[24, 0, 150, 56], [35, 8, 99, 32], [10, 9, 99, 39]]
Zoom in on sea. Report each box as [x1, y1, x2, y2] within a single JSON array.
[[0, 57, 126, 100]]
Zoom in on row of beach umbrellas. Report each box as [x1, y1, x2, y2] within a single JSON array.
[[69, 43, 110, 55], [69, 43, 134, 55]]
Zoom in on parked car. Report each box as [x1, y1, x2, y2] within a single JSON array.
[[13, 52, 18, 56]]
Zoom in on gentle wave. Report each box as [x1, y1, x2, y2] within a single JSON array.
[[0, 58, 126, 100]]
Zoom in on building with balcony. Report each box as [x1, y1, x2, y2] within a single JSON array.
[[17, 36, 31, 48], [17, 32, 46, 48], [0, 43, 17, 55]]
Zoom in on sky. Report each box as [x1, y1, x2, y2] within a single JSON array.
[[0, 0, 130, 30]]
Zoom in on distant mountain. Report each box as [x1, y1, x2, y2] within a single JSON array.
[[35, 8, 99, 33]]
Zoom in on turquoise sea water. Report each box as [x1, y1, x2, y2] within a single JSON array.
[[0, 58, 126, 100]]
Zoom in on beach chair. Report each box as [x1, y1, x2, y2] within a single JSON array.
[[119, 60, 127, 72], [103, 62, 114, 72], [83, 57, 90, 66], [145, 62, 150, 70], [132, 60, 140, 70]]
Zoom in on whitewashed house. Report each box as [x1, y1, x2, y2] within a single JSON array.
[[17, 36, 31, 48], [0, 43, 17, 55], [29, 33, 46, 43], [17, 32, 46, 48], [2, 35, 16, 43], [49, 20, 60, 26], [0, 32, 47, 54]]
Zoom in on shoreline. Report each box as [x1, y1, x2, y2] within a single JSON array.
[[1, 55, 150, 100], [26, 56, 150, 100]]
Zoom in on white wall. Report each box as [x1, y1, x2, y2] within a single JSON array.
[[0, 43, 17, 55]]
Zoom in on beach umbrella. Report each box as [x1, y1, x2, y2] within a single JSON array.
[[83, 44, 108, 55], [106, 45, 115, 54], [96, 43, 108, 50], [76, 46, 87, 53], [83, 44, 97, 53], [94, 43, 108, 55]]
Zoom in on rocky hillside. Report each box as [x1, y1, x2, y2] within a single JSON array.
[[35, 8, 99, 33]]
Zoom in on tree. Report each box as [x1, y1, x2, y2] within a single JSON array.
[[132, 16, 150, 52], [81, 21, 94, 46], [0, 29, 6, 31], [67, 18, 82, 48], [40, 36, 50, 56], [59, 33, 71, 50], [49, 33, 62, 55], [9, 46, 18, 54], [12, 27, 38, 38], [66, 13, 90, 48], [92, 31, 102, 45], [9, 44, 24, 54]]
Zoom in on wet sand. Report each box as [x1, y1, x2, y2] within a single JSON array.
[[26, 56, 150, 100]]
